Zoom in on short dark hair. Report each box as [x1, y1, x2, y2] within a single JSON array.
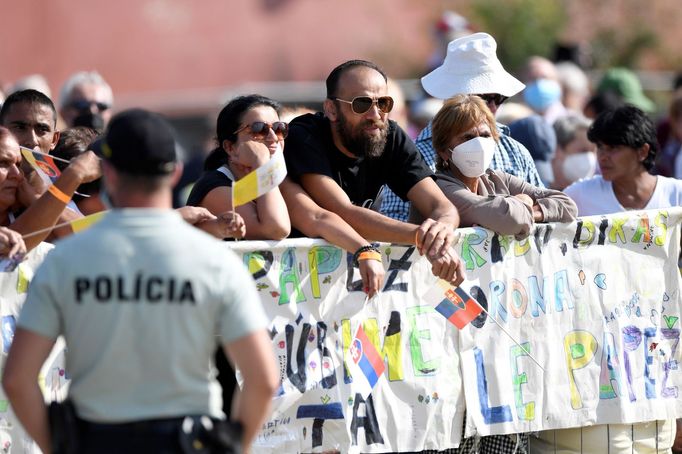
[[326, 60, 387, 99], [204, 94, 282, 170], [0, 89, 57, 127], [587, 104, 658, 170]]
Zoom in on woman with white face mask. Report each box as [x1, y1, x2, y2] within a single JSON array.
[[432, 95, 577, 239], [551, 115, 597, 190]]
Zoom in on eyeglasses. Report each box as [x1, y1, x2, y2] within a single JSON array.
[[233, 121, 288, 140], [68, 100, 111, 112], [329, 96, 394, 115], [476, 93, 508, 107]]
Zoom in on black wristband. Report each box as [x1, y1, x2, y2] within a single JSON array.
[[352, 244, 379, 267]]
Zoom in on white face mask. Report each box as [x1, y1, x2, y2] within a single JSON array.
[[562, 151, 597, 183], [449, 136, 496, 178]]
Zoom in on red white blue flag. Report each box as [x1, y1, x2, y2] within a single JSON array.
[[346, 325, 385, 397], [20, 147, 62, 185], [426, 280, 483, 329]]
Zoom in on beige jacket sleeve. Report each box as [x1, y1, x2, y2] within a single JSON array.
[[435, 169, 577, 239], [500, 171, 578, 223]]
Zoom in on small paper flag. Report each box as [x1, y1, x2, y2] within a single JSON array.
[[20, 147, 61, 185], [425, 280, 482, 329], [346, 325, 385, 398], [232, 152, 287, 207], [70, 211, 106, 233]]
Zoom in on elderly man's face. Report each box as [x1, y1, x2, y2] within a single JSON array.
[[332, 66, 390, 159], [60, 82, 112, 128], [2, 101, 59, 154], [0, 135, 23, 211]]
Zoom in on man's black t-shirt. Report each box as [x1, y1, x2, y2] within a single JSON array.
[[284, 112, 432, 208]]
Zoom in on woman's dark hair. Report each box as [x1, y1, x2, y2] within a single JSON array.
[[204, 95, 282, 170], [587, 104, 658, 171], [52, 127, 99, 171], [50, 127, 101, 201]]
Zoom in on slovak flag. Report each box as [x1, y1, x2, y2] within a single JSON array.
[[426, 280, 483, 329], [346, 325, 385, 398]]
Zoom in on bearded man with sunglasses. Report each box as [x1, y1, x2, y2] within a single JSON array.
[[380, 32, 543, 224], [284, 59, 465, 286]]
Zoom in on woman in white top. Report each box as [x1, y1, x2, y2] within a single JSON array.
[[539, 104, 681, 453], [564, 104, 682, 216]]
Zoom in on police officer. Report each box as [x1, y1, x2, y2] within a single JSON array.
[[3, 109, 278, 453]]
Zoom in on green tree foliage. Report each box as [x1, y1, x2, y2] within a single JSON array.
[[591, 26, 658, 69], [470, 0, 567, 73]]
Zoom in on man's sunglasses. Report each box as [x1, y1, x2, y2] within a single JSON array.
[[233, 121, 289, 139], [329, 96, 394, 115], [476, 93, 508, 107], [68, 100, 111, 112]]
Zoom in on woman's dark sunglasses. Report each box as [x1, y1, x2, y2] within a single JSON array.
[[233, 121, 288, 139], [476, 93, 509, 107], [330, 96, 394, 114]]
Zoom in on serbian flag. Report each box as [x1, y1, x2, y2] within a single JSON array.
[[346, 325, 385, 398], [232, 151, 287, 207], [20, 147, 62, 185], [425, 280, 483, 329]]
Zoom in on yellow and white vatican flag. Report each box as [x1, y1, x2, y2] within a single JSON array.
[[231, 151, 287, 207]]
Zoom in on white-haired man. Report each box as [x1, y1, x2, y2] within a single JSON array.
[[58, 71, 113, 130]]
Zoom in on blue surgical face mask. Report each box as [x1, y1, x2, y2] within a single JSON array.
[[523, 78, 562, 113]]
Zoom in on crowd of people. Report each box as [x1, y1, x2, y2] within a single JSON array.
[[0, 30, 680, 453]]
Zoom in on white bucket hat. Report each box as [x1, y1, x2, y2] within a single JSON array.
[[421, 32, 525, 99]]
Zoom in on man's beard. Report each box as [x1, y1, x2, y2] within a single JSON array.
[[335, 113, 388, 159]]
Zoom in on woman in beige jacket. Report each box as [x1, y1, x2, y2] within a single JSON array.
[[431, 95, 577, 239]]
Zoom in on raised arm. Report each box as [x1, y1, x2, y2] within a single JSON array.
[[12, 151, 101, 251], [200, 142, 290, 240]]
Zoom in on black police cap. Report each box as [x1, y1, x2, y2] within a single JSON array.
[[100, 108, 177, 175]]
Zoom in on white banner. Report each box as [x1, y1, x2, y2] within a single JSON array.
[[229, 208, 682, 453]]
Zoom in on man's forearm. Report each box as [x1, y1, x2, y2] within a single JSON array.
[[425, 202, 460, 229], [340, 204, 417, 245], [12, 167, 84, 251]]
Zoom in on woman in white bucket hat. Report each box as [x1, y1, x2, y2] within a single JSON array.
[[380, 33, 542, 224]]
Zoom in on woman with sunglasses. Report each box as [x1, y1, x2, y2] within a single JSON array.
[[187, 94, 291, 240], [189, 95, 384, 297], [432, 95, 577, 240]]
